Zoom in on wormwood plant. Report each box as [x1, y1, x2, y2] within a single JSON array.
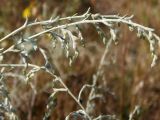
[[0, 8, 160, 120]]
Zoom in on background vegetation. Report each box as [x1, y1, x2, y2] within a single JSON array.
[[0, 0, 160, 120]]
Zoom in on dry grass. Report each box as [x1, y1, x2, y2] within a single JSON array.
[[0, 0, 160, 120]]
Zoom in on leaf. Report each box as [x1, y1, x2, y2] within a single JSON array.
[[93, 23, 108, 45], [137, 28, 145, 39], [43, 92, 57, 120], [75, 25, 85, 47], [151, 54, 158, 68], [110, 28, 119, 45], [0, 54, 3, 62], [128, 25, 135, 32]]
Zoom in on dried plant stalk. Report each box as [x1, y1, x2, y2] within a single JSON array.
[[0, 8, 160, 119]]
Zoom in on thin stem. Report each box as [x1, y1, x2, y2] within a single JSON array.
[[0, 14, 154, 43], [0, 63, 39, 68], [0, 12, 88, 43], [48, 72, 92, 120], [78, 84, 93, 102], [86, 38, 112, 114], [0, 63, 91, 119], [28, 18, 154, 40]]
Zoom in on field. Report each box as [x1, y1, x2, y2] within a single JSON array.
[[0, 0, 160, 120]]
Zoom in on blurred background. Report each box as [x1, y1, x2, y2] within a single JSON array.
[[0, 0, 160, 120]]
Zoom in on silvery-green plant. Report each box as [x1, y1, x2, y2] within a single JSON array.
[[0, 69, 18, 120], [0, 8, 160, 120]]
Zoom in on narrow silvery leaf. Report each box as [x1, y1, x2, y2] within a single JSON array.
[[0, 54, 3, 62], [20, 52, 29, 74], [149, 39, 155, 52], [150, 42, 154, 52], [129, 25, 134, 32], [137, 28, 144, 38], [148, 31, 153, 40], [93, 23, 107, 45], [76, 25, 85, 46], [66, 50, 69, 58], [61, 29, 67, 40], [151, 54, 158, 67], [52, 39, 57, 48], [110, 28, 116, 41], [110, 28, 119, 45], [65, 29, 78, 50], [69, 57, 73, 66]]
